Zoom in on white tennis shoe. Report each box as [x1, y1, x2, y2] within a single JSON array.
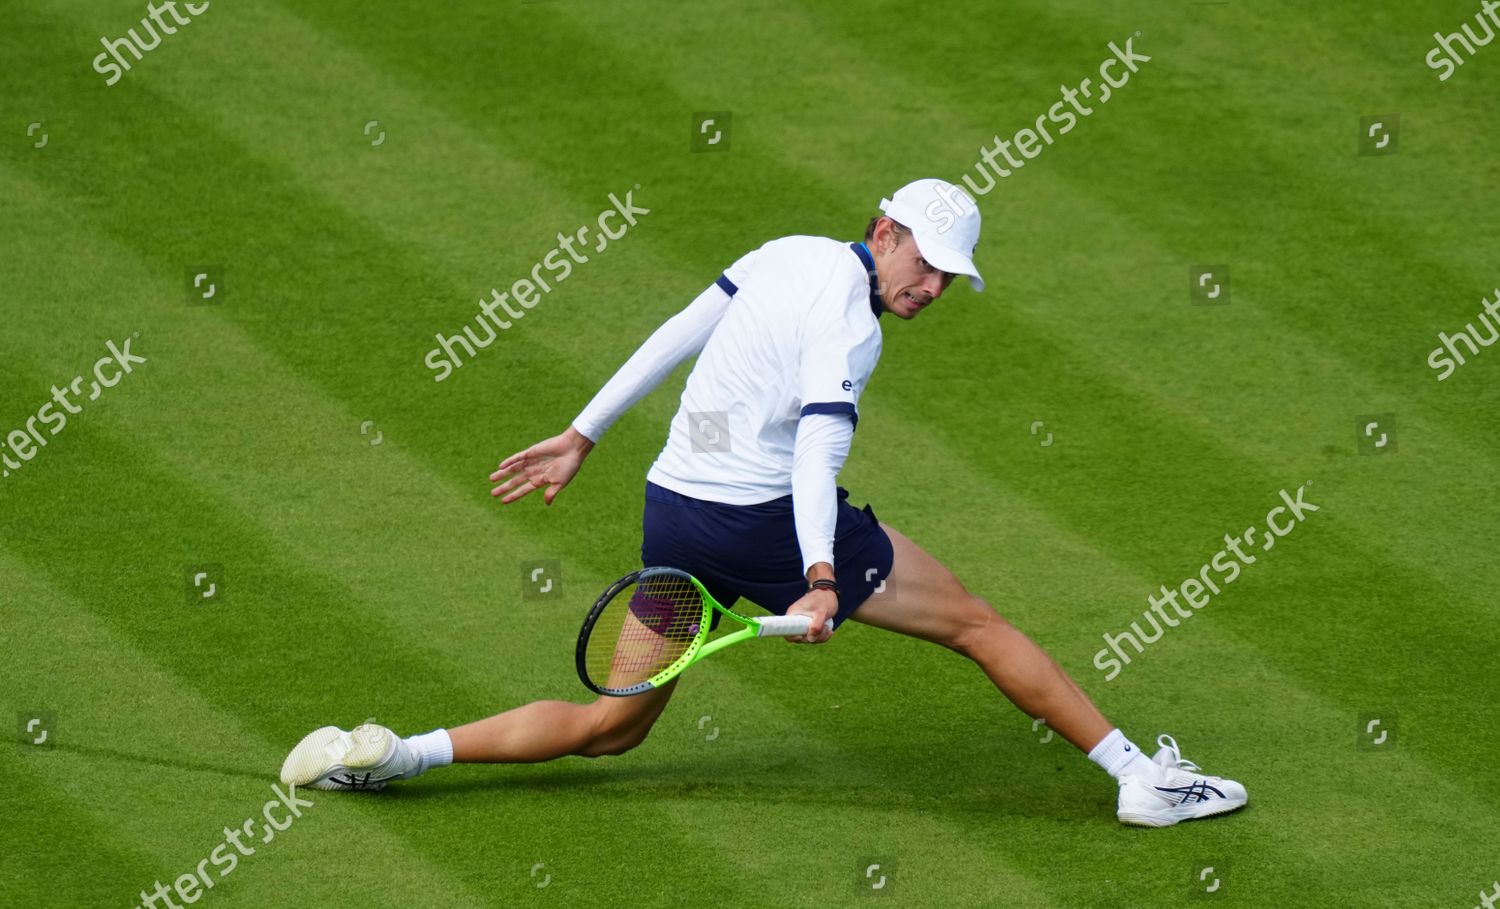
[[279, 723, 418, 791], [1116, 734, 1247, 827]]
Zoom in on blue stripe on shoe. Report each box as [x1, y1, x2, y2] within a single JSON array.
[[1155, 781, 1225, 804]]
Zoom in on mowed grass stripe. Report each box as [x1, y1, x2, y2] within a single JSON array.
[[0, 554, 501, 909], [666, 799, 1066, 908], [3, 773, 177, 907]]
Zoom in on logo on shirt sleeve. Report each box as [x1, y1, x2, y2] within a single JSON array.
[[841, 379, 853, 392]]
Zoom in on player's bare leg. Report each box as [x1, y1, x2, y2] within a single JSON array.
[[852, 522, 1246, 825], [449, 680, 678, 762], [851, 523, 1112, 751], [280, 683, 676, 790]]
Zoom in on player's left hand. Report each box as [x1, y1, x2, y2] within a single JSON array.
[[785, 588, 838, 644], [490, 426, 595, 506]]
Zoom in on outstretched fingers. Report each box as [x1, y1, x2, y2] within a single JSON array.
[[488, 433, 583, 506], [490, 447, 532, 481], [491, 474, 542, 502], [490, 449, 542, 501]]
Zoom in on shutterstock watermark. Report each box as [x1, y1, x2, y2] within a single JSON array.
[[1093, 483, 1320, 681], [2, 335, 147, 481], [92, 1, 212, 87], [127, 782, 314, 908], [1426, 287, 1500, 381], [423, 188, 651, 382], [921, 35, 1151, 235], [521, 558, 561, 600], [1425, 0, 1500, 82]]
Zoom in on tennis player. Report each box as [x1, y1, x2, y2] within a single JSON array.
[[282, 179, 1247, 827]]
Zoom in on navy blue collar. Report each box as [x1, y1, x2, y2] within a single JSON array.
[[850, 242, 884, 317]]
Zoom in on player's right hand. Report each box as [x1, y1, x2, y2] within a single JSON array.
[[784, 588, 838, 645], [490, 426, 595, 506]]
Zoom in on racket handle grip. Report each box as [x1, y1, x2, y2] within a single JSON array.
[[756, 615, 835, 637]]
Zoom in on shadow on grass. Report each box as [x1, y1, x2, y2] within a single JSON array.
[[46, 738, 1110, 823], [376, 749, 1107, 823], [46, 742, 268, 782]]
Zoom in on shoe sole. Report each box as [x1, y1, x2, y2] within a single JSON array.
[[280, 725, 393, 788], [1118, 797, 1247, 828]]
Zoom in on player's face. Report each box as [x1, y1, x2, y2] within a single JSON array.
[[873, 222, 956, 319]]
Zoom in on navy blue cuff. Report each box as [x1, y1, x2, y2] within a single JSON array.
[[800, 401, 858, 429], [715, 274, 738, 296]]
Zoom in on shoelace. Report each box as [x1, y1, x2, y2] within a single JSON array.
[[1156, 734, 1221, 780]]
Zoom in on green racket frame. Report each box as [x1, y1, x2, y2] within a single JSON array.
[[577, 566, 828, 696]]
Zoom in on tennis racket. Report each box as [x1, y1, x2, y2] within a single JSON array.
[[577, 566, 834, 696]]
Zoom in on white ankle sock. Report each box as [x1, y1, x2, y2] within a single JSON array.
[[1087, 728, 1157, 781], [404, 729, 454, 778]]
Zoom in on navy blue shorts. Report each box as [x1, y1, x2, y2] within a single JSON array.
[[640, 481, 894, 629]]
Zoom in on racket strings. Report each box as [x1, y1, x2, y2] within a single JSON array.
[[585, 573, 704, 691]]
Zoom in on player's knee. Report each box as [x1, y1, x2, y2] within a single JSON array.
[[578, 705, 655, 758], [945, 595, 1006, 656], [580, 724, 651, 758]]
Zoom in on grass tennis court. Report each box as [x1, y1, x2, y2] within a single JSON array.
[[4, 1, 1499, 906]]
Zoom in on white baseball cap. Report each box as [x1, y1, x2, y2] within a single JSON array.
[[878, 178, 985, 292]]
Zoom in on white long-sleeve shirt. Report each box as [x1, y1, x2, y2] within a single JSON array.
[[573, 236, 883, 573]]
